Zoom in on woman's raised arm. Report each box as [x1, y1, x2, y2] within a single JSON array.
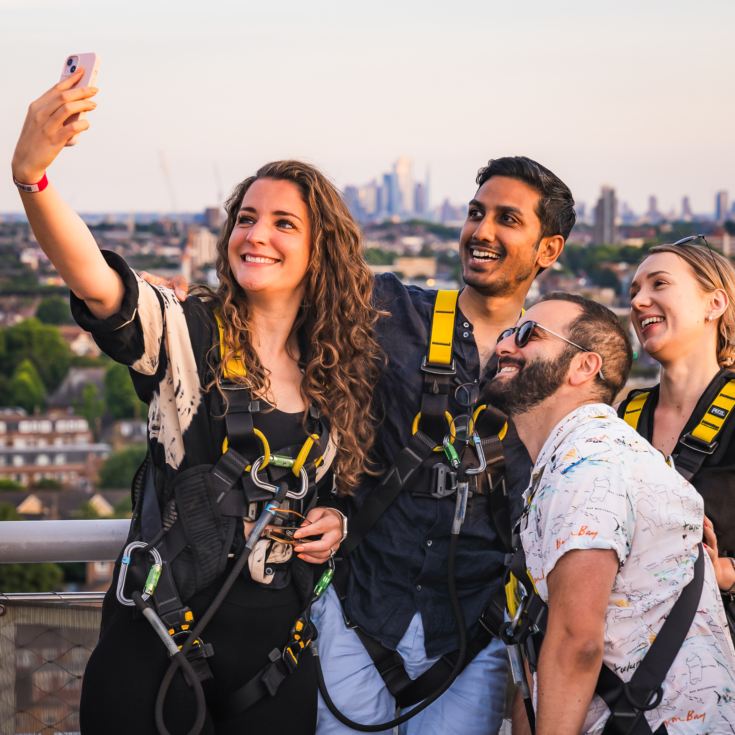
[[12, 69, 125, 319]]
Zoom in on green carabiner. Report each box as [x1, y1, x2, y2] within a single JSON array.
[[269, 454, 296, 468], [313, 567, 335, 599], [443, 436, 460, 469], [143, 563, 163, 597]]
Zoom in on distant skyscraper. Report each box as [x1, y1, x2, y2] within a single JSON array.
[[645, 195, 662, 224], [358, 180, 379, 218], [593, 186, 618, 245], [383, 172, 400, 217], [393, 157, 414, 215], [681, 196, 693, 222], [413, 182, 427, 217], [343, 185, 363, 221], [715, 191, 729, 223]]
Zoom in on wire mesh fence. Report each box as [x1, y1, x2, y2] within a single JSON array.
[[0, 602, 101, 735]]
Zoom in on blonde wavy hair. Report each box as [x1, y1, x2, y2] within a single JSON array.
[[648, 242, 735, 367], [201, 160, 383, 494]]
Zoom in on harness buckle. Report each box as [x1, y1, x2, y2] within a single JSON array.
[[420, 356, 456, 376], [282, 618, 316, 672], [679, 433, 718, 455], [430, 462, 458, 498]]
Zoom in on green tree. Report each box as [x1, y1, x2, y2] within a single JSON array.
[[73, 501, 101, 519], [0, 562, 64, 593], [98, 445, 147, 489], [113, 495, 133, 518], [74, 383, 105, 437], [104, 362, 145, 419], [364, 248, 396, 266], [0, 479, 23, 491], [1, 318, 72, 393], [8, 358, 46, 412], [35, 295, 73, 325]]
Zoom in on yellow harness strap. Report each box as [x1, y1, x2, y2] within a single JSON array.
[[426, 290, 459, 367], [689, 378, 735, 446], [622, 391, 649, 431], [216, 313, 246, 380]]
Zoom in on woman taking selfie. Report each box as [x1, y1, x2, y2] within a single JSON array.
[[12, 70, 382, 734], [621, 238, 735, 640]]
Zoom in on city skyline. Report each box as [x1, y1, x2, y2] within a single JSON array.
[[2, 1, 734, 213]]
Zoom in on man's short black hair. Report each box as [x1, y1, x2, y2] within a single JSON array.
[[537, 292, 633, 404], [476, 156, 576, 241]]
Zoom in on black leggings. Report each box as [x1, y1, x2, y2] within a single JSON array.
[[80, 572, 317, 735]]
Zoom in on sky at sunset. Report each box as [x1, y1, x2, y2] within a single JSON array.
[[2, 0, 733, 215]]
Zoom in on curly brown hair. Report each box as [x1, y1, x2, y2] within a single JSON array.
[[200, 160, 382, 494]]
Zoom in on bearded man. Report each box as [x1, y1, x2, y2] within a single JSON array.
[[485, 293, 735, 735]]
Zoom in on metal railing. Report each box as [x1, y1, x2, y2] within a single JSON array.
[[0, 520, 129, 734]]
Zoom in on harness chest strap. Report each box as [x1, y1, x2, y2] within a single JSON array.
[[334, 290, 512, 708], [623, 378, 735, 480]]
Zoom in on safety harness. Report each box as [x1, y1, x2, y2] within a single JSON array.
[[621, 373, 735, 481], [503, 465, 706, 735], [315, 290, 510, 730], [118, 314, 334, 735], [620, 370, 735, 644]]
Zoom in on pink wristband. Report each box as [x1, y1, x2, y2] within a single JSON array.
[[13, 172, 48, 193]]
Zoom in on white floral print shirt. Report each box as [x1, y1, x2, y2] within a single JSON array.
[[520, 403, 735, 734]]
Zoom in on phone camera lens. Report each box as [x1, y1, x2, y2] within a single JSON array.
[[67, 58, 73, 66], [70, 65, 77, 73]]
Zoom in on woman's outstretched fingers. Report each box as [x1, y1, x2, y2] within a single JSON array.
[[13, 73, 99, 183]]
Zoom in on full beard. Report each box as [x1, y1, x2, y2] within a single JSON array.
[[483, 349, 575, 416]]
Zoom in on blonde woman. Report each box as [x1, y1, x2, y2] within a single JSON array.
[[622, 237, 735, 639], [12, 71, 382, 734]]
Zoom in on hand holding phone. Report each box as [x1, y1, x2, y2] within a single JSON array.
[[59, 53, 100, 146], [12, 63, 99, 185]]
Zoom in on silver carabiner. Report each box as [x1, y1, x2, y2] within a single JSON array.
[[464, 433, 488, 476], [116, 541, 163, 607], [250, 456, 309, 500]]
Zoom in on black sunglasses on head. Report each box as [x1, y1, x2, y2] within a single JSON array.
[[497, 320, 607, 383], [672, 234, 726, 289]]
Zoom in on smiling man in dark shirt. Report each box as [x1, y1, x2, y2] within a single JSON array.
[[312, 157, 576, 734]]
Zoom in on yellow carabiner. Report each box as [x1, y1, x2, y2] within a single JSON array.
[[411, 411, 455, 452], [292, 433, 321, 476], [221, 428, 272, 471]]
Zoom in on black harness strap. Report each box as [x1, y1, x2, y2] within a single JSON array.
[[504, 540, 705, 735], [598, 546, 704, 735], [342, 430, 437, 556]]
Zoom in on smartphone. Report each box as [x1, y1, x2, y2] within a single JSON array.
[[59, 52, 100, 146]]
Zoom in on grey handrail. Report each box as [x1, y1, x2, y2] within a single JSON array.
[[0, 519, 130, 563]]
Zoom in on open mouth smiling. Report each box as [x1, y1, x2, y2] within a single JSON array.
[[241, 253, 281, 265], [639, 315, 665, 334]]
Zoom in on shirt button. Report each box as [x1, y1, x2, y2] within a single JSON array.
[[463, 322, 470, 328], [462, 331, 470, 338], [426, 539, 433, 547], [416, 584, 422, 591]]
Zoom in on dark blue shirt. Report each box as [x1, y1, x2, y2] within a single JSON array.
[[345, 274, 531, 657]]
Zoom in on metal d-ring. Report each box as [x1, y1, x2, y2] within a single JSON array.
[[250, 456, 309, 500], [116, 541, 163, 607]]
